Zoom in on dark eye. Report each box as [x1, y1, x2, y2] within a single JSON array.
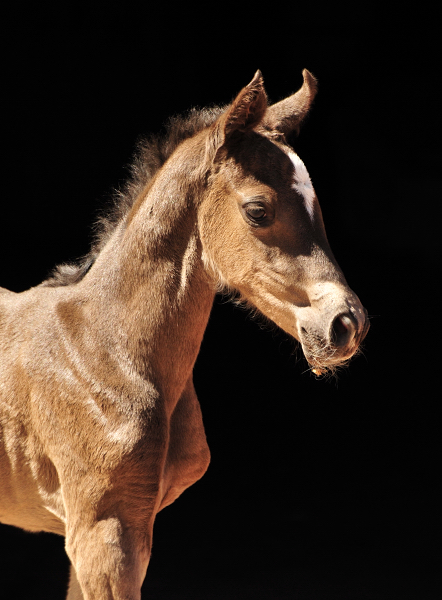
[[245, 204, 267, 222]]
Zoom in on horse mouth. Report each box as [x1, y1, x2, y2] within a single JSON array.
[[302, 340, 359, 375]]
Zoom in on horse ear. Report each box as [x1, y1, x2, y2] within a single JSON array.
[[266, 69, 317, 136], [207, 71, 267, 161], [221, 70, 267, 136]]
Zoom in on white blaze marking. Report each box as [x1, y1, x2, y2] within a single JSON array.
[[288, 151, 315, 221]]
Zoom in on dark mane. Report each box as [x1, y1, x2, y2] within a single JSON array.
[[40, 106, 224, 287]]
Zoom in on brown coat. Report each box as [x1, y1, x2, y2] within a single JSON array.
[[0, 71, 368, 599]]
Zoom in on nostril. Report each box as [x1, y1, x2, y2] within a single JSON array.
[[331, 313, 356, 348]]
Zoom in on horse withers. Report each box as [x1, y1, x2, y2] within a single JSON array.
[[0, 70, 369, 599]]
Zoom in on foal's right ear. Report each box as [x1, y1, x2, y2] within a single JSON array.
[[206, 71, 267, 161]]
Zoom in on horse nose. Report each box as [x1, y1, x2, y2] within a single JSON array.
[[330, 312, 357, 348]]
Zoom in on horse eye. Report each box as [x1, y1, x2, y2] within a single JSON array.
[[245, 205, 267, 221]]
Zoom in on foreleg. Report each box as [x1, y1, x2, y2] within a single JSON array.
[[66, 564, 83, 600], [64, 515, 152, 600]]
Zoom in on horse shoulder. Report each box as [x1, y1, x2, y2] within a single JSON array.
[[0, 287, 164, 528]]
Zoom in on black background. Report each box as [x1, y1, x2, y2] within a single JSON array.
[[1, 4, 441, 599]]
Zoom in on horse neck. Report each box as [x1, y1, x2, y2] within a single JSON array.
[[79, 143, 214, 402]]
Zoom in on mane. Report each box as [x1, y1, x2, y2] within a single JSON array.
[[40, 105, 225, 287]]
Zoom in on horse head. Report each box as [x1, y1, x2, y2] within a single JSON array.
[[199, 70, 369, 374]]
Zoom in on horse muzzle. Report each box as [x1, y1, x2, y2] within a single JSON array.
[[297, 294, 369, 371]]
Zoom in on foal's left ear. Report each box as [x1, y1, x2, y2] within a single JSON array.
[[266, 69, 317, 137], [207, 71, 267, 159]]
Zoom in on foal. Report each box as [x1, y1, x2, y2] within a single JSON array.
[[0, 70, 368, 599]]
